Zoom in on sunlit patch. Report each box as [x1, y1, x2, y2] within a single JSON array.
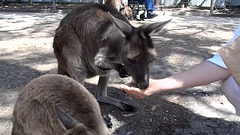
[[32, 63, 57, 72], [105, 114, 125, 135]]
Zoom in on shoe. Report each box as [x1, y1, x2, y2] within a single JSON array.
[[147, 13, 158, 19], [140, 12, 149, 21]]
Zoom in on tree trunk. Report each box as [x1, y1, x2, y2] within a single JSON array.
[[154, 0, 160, 10], [1, 0, 5, 5], [210, 0, 215, 15], [29, 0, 33, 5], [52, 0, 56, 13]]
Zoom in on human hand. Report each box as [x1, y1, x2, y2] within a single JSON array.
[[119, 79, 156, 99]]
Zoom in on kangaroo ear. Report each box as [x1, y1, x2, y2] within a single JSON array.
[[108, 12, 132, 37], [55, 105, 79, 130], [143, 19, 171, 36]]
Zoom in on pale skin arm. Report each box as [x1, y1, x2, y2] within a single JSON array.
[[119, 61, 231, 99]]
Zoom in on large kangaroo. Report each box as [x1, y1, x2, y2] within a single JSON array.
[[53, 3, 170, 111], [12, 74, 108, 135]]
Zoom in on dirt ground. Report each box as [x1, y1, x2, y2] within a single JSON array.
[[1, 5, 240, 135]]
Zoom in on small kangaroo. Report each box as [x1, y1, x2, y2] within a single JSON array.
[[53, 3, 171, 111], [105, 0, 133, 20], [120, 5, 133, 20], [105, 0, 123, 12], [11, 74, 108, 135]]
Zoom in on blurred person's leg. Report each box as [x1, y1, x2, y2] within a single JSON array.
[[221, 76, 240, 116], [145, 0, 158, 18]]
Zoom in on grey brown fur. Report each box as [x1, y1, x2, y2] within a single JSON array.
[[53, 3, 171, 111], [11, 74, 108, 135]]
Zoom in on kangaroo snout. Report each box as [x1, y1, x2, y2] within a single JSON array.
[[136, 80, 149, 89]]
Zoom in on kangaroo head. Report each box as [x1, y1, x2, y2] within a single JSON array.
[[108, 13, 171, 89]]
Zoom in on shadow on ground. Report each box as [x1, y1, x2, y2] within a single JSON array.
[[84, 83, 240, 135]]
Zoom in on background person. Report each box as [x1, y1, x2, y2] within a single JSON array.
[[145, 0, 158, 18]]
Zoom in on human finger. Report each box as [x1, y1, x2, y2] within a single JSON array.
[[119, 84, 148, 99], [119, 84, 141, 92]]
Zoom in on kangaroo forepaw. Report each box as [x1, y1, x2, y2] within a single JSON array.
[[118, 67, 130, 78], [114, 64, 130, 78]]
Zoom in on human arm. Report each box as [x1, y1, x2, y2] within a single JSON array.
[[119, 61, 231, 98]]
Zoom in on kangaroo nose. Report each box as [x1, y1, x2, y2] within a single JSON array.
[[137, 81, 149, 89]]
